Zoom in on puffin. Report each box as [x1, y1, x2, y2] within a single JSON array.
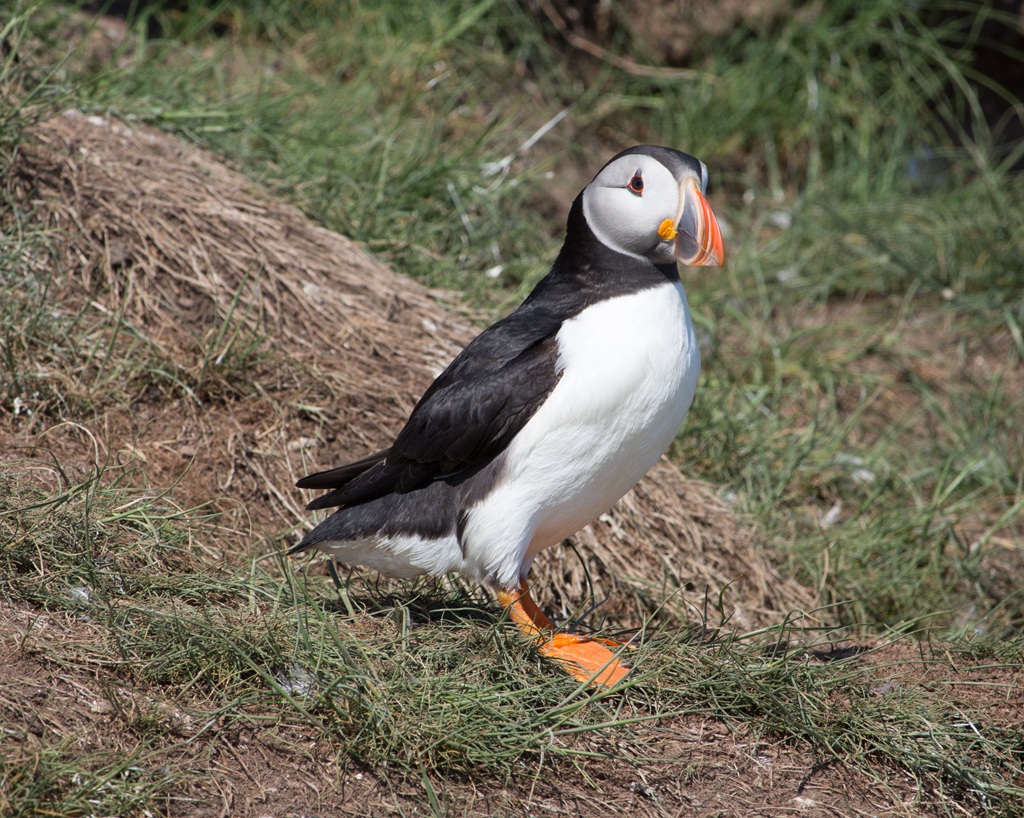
[[292, 145, 725, 687]]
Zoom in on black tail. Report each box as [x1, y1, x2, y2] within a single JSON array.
[[296, 447, 390, 509]]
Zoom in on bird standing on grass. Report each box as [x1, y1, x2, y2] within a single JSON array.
[[293, 145, 724, 687]]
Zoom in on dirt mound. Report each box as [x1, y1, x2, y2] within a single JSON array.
[[5, 109, 814, 629]]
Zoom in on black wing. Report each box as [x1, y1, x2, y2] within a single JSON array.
[[298, 304, 565, 511]]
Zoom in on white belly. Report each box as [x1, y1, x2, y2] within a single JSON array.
[[461, 279, 700, 587]]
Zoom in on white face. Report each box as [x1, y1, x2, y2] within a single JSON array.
[[581, 153, 708, 266]]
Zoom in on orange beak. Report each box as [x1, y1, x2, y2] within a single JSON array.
[[674, 177, 725, 267]]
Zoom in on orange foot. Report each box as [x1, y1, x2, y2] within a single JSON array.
[[496, 581, 631, 688]]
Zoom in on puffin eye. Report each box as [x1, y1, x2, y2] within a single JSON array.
[[626, 169, 644, 196]]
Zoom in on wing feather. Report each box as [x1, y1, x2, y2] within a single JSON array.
[[297, 306, 564, 511]]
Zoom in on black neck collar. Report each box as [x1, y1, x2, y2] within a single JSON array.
[[521, 193, 679, 319]]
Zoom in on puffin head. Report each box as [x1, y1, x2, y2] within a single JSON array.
[[582, 145, 725, 268]]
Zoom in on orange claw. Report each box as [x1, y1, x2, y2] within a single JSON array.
[[497, 581, 631, 688], [541, 632, 631, 687]]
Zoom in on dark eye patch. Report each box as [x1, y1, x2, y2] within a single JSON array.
[[627, 169, 644, 195]]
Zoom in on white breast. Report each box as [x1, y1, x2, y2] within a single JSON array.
[[461, 278, 700, 587]]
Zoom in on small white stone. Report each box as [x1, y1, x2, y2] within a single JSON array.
[[818, 502, 842, 529]]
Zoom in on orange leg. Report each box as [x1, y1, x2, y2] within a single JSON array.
[[496, 580, 631, 688]]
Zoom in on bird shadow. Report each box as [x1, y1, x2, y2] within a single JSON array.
[[331, 591, 498, 628], [313, 566, 499, 628]]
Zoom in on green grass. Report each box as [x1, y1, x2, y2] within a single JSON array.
[[75, 0, 564, 305], [2, 0, 1023, 815], [2, 470, 1022, 814], [0, 742, 175, 818], [681, 284, 1024, 631]]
